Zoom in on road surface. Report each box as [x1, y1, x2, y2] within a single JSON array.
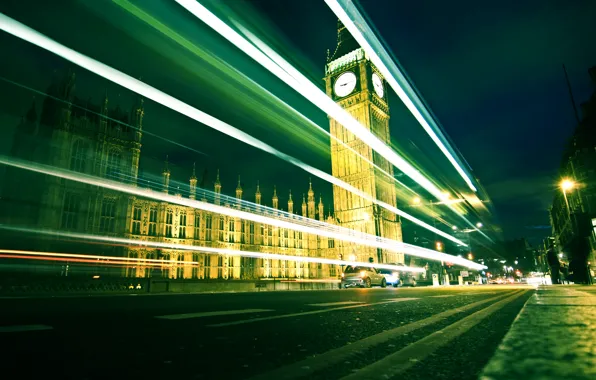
[[0, 285, 532, 379]]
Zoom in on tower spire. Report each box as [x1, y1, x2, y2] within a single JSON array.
[[255, 180, 262, 205], [288, 190, 294, 214], [302, 194, 307, 217], [189, 162, 197, 200], [162, 155, 171, 193], [272, 185, 279, 209], [235, 175, 243, 200]]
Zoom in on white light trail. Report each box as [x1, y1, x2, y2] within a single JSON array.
[[175, 0, 456, 205], [0, 12, 467, 247], [110, 0, 417, 197], [0, 236, 425, 274], [0, 156, 486, 270], [325, 0, 477, 193]]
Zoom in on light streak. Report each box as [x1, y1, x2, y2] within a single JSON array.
[[0, 13, 469, 247], [1, 155, 496, 271], [0, 253, 168, 268], [0, 249, 197, 265], [0, 241, 425, 274], [325, 0, 477, 193], [175, 0, 456, 205], [180, 2, 492, 241], [0, 156, 489, 270], [110, 0, 418, 197]]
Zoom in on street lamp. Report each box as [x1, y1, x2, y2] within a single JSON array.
[[452, 225, 458, 231], [412, 196, 421, 205], [476, 222, 483, 228]]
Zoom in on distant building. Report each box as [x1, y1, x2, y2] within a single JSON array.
[[549, 66, 596, 283]]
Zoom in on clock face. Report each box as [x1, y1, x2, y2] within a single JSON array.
[[372, 73, 384, 98], [334, 72, 357, 97]]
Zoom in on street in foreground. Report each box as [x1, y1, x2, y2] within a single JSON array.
[[0, 285, 543, 380]]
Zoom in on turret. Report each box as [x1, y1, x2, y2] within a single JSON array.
[[100, 91, 108, 134], [189, 163, 197, 200], [57, 71, 75, 130], [272, 186, 279, 209], [302, 194, 307, 217], [288, 190, 294, 214], [130, 96, 143, 185], [214, 169, 221, 205], [236, 175, 243, 200], [162, 156, 170, 194], [255, 181, 262, 205], [307, 179, 315, 219], [318, 195, 324, 221]]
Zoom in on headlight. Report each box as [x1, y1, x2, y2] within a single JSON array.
[[360, 271, 366, 278]]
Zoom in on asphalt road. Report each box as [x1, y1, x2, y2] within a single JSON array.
[[0, 285, 533, 380]]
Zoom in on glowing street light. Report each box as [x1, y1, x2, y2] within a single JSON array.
[[560, 178, 576, 216], [476, 222, 483, 228], [435, 242, 443, 252], [560, 179, 575, 192], [452, 225, 458, 231], [467, 253, 474, 260], [412, 196, 421, 205]]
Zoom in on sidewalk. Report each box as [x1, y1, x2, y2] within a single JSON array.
[[480, 285, 596, 380]]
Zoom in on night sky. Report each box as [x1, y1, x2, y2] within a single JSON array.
[[1, 0, 595, 248]]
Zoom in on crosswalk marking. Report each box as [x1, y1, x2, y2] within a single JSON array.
[[0, 324, 53, 333], [307, 301, 364, 307], [155, 309, 273, 320]]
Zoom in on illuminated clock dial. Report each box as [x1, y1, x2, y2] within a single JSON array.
[[334, 72, 357, 97], [372, 72, 384, 98]]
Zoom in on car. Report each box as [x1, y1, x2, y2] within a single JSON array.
[[340, 266, 386, 288], [376, 268, 401, 287]]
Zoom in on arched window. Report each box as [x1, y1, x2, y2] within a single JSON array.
[[107, 150, 122, 179], [70, 140, 88, 173]]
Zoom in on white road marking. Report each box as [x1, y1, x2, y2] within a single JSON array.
[[342, 290, 527, 379], [0, 324, 53, 333], [430, 295, 455, 298], [248, 292, 517, 380], [155, 309, 273, 320], [307, 301, 364, 307], [210, 298, 419, 327]]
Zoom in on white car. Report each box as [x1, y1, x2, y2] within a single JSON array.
[[376, 268, 401, 287], [340, 266, 386, 288]]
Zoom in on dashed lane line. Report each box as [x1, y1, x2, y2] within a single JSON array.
[[155, 309, 273, 320], [0, 324, 53, 333], [208, 298, 419, 327], [307, 301, 364, 307], [248, 291, 520, 380], [342, 290, 528, 379]]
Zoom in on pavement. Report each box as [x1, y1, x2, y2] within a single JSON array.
[[481, 285, 596, 380], [0, 285, 592, 379]]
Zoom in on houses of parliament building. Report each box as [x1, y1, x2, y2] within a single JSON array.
[[1, 21, 404, 280]]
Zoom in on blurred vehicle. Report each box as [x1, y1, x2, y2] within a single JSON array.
[[400, 275, 417, 287], [340, 266, 386, 288], [376, 268, 400, 287]]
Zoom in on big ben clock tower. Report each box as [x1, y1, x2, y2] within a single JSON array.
[[324, 20, 403, 265]]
